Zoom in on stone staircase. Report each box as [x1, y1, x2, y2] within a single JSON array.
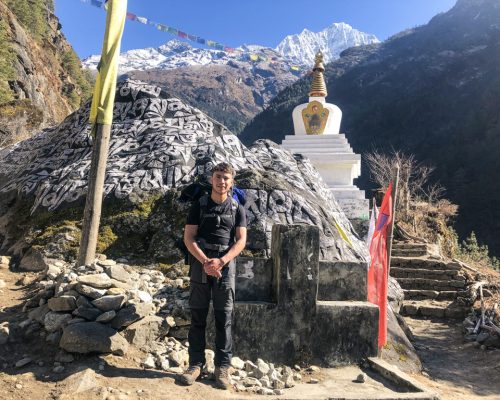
[[390, 242, 469, 319]]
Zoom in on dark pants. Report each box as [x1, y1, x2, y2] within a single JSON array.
[[188, 255, 235, 368]]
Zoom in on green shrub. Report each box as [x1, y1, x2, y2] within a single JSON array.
[[455, 231, 500, 271]]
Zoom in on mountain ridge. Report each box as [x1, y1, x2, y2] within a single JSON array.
[[240, 0, 500, 256]]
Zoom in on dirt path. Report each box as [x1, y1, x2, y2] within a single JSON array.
[[406, 317, 500, 400]]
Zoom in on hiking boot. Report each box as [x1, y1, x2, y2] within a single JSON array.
[[214, 366, 231, 390], [178, 365, 201, 386]]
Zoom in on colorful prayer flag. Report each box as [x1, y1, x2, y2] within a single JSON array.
[[167, 27, 178, 35], [367, 183, 393, 349], [136, 16, 147, 24], [206, 40, 216, 47], [187, 34, 198, 41], [250, 54, 259, 61], [196, 37, 206, 45], [91, 0, 103, 7], [178, 31, 187, 38], [157, 24, 168, 32]]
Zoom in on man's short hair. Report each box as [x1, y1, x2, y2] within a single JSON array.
[[211, 162, 235, 177]]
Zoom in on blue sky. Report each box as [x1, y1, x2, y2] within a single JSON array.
[[55, 0, 457, 59]]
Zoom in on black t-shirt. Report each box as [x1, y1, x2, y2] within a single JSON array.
[[186, 195, 247, 246]]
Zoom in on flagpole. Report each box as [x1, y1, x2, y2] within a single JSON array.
[[386, 166, 399, 276], [77, 0, 127, 266]]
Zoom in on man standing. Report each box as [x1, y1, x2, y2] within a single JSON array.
[[179, 162, 247, 390]]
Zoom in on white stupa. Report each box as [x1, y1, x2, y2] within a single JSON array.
[[281, 51, 368, 220]]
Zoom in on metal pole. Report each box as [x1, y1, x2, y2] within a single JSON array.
[[386, 165, 399, 276], [77, 124, 111, 266]]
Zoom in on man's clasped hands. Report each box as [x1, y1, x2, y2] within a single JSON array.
[[203, 258, 225, 278]]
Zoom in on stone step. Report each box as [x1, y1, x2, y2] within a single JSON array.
[[396, 277, 467, 291], [402, 300, 468, 319], [391, 267, 460, 280], [391, 257, 462, 271], [403, 289, 458, 301], [391, 248, 429, 257], [392, 242, 429, 250]]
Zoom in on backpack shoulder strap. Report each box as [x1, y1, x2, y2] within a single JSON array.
[[198, 194, 209, 224]]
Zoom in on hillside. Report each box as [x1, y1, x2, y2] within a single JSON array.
[[0, 0, 92, 146], [240, 0, 500, 256], [125, 54, 299, 134]]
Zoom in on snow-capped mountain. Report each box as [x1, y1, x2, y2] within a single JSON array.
[[83, 39, 246, 72], [82, 22, 378, 73], [275, 22, 380, 66]]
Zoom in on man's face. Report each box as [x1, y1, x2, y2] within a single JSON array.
[[210, 170, 233, 196]]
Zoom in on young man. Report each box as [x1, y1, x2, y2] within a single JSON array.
[[179, 162, 247, 389]]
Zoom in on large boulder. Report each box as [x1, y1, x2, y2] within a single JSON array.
[[0, 80, 367, 263], [60, 322, 128, 355]]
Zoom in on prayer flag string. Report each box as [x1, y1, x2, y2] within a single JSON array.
[[78, 0, 303, 72]]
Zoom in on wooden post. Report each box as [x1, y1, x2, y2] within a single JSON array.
[[77, 124, 112, 266], [76, 0, 127, 266], [386, 166, 399, 276]]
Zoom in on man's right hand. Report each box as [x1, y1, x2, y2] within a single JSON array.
[[203, 258, 222, 278]]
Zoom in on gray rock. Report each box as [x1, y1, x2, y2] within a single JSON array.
[[28, 304, 50, 323], [44, 312, 72, 332], [97, 259, 116, 267], [77, 274, 113, 289], [60, 322, 129, 355], [46, 265, 61, 280], [253, 358, 270, 379], [91, 295, 126, 312], [109, 302, 155, 329], [105, 265, 130, 283], [55, 350, 75, 363], [143, 354, 156, 369], [76, 295, 92, 308], [18, 248, 49, 271], [46, 331, 62, 345], [96, 310, 117, 323], [231, 356, 245, 370], [123, 315, 168, 349], [75, 283, 107, 299], [355, 373, 366, 383], [257, 388, 274, 395], [72, 306, 102, 321], [48, 296, 77, 312], [274, 389, 285, 395], [168, 349, 188, 368], [15, 357, 32, 368], [62, 368, 99, 394], [53, 365, 65, 373]]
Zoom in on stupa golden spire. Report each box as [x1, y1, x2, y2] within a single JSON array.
[[309, 51, 327, 98]]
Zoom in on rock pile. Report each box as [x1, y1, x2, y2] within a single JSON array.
[[139, 338, 308, 395], [20, 256, 189, 355]]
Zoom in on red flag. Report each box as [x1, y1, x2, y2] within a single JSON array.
[[368, 183, 393, 348]]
